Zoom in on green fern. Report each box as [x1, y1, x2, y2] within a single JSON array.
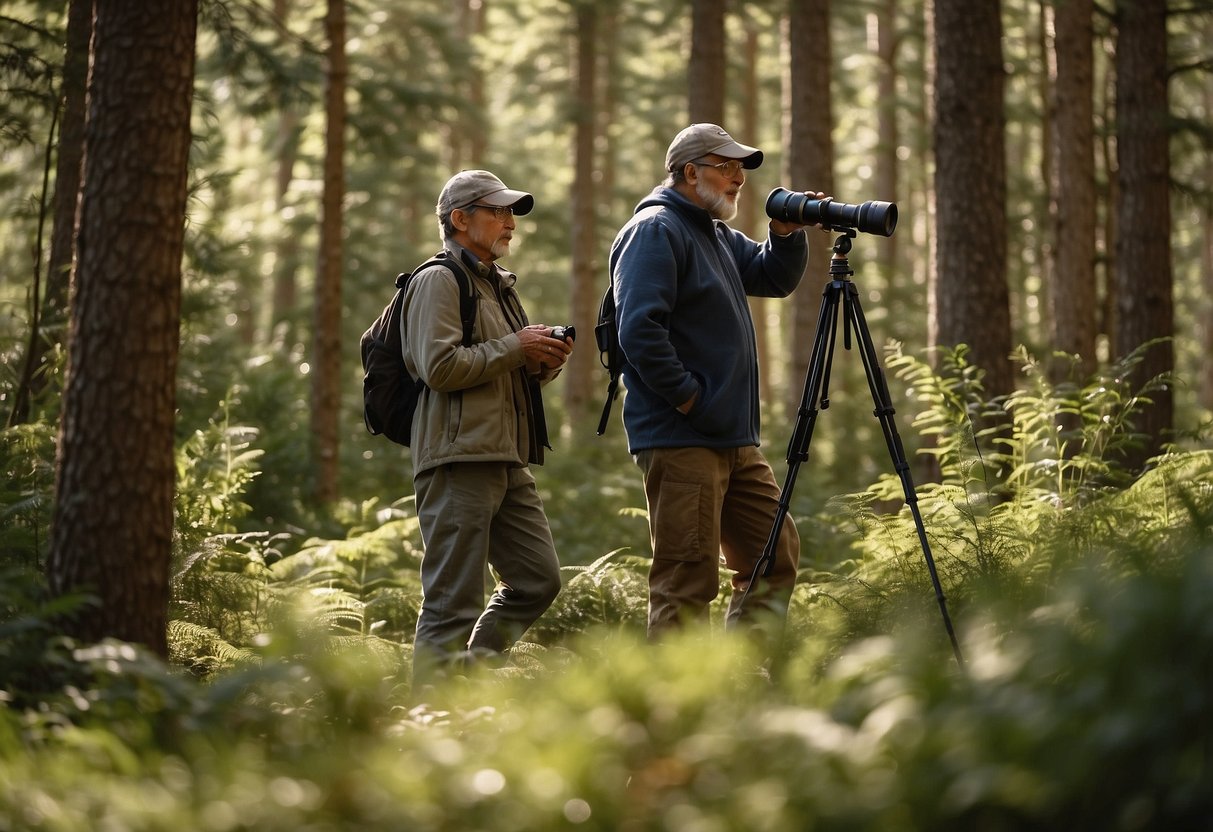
[[173, 395, 263, 543], [884, 342, 994, 487], [167, 619, 258, 677], [993, 343, 1171, 506], [530, 546, 649, 642], [171, 531, 285, 644], [0, 420, 57, 568], [816, 341, 1184, 648]]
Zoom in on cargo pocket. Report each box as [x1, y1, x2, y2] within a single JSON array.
[[652, 481, 703, 562]]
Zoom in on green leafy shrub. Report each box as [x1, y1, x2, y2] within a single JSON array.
[[528, 548, 650, 643], [4, 520, 1213, 831], [0, 421, 56, 569]]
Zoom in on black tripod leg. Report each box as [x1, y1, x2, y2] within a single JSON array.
[[745, 280, 842, 597], [844, 286, 966, 670]]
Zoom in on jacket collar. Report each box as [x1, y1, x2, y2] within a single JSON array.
[[443, 241, 517, 289], [640, 186, 718, 235]]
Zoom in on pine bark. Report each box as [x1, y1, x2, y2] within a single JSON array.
[[1113, 0, 1172, 465], [784, 0, 835, 419], [688, 0, 726, 124], [311, 0, 347, 504], [1050, 0, 1098, 377], [271, 0, 301, 341], [8, 0, 92, 426], [566, 0, 599, 414], [931, 0, 1014, 400], [47, 0, 199, 657], [874, 0, 900, 302], [740, 18, 771, 404]]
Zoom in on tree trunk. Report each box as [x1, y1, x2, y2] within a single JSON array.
[[921, 0, 937, 344], [1203, 80, 1213, 414], [566, 0, 598, 415], [874, 0, 900, 304], [450, 0, 488, 168], [739, 16, 771, 406], [688, 0, 726, 124], [600, 4, 620, 222], [1050, 0, 1098, 377], [931, 0, 1014, 400], [918, 0, 943, 485], [1099, 22, 1118, 349], [271, 0, 301, 343], [1113, 0, 1172, 466], [47, 0, 199, 658], [47, 0, 91, 331], [783, 0, 835, 420], [311, 0, 347, 505], [8, 0, 92, 426], [1036, 0, 1054, 320], [1202, 140, 1213, 413]]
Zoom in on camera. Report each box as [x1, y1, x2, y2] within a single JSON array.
[[765, 188, 898, 237], [551, 325, 576, 342]]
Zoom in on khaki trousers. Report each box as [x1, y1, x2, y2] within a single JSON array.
[[635, 445, 800, 637], [412, 462, 561, 678]]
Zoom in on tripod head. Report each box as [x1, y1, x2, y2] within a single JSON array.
[[829, 229, 856, 278], [831, 228, 856, 254]]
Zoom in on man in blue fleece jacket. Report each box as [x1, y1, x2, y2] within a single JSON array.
[[609, 123, 819, 642]]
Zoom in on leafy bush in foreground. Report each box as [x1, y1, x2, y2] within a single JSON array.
[[3, 510, 1212, 831]]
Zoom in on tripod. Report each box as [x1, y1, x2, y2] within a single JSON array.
[[747, 230, 965, 670]]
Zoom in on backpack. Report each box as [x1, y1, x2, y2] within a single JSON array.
[[360, 252, 477, 446], [593, 278, 623, 436]]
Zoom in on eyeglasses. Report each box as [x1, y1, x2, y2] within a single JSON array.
[[464, 204, 514, 221], [694, 159, 746, 178]]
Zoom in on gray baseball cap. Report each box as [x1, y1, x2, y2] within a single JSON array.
[[665, 123, 763, 172], [436, 170, 534, 217]]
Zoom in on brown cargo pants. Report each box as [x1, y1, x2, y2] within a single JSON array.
[[635, 445, 800, 638]]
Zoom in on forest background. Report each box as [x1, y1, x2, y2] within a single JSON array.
[[2, 0, 1213, 829]]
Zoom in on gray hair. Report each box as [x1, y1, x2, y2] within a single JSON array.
[[438, 204, 479, 240], [663, 165, 689, 188]]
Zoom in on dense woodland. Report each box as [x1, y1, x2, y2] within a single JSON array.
[[2, 0, 1213, 829]]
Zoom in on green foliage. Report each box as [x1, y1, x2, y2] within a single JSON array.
[[995, 342, 1174, 504], [884, 342, 999, 487], [0, 420, 55, 568], [170, 472, 426, 676], [0, 564, 94, 707], [266, 497, 426, 641], [528, 549, 650, 643], [885, 340, 1179, 500], [174, 396, 263, 539], [0, 3, 61, 152], [792, 343, 1210, 660], [166, 620, 257, 677], [4, 513, 1213, 830], [533, 414, 651, 566]]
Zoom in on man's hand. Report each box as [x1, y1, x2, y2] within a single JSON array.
[[519, 324, 573, 372]]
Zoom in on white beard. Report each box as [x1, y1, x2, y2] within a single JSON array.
[[696, 179, 738, 222], [491, 237, 513, 259]]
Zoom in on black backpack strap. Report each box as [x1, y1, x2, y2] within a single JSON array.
[[407, 252, 478, 347], [594, 275, 622, 436], [596, 375, 620, 437]]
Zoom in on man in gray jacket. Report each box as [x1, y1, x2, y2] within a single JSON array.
[[403, 170, 573, 684], [609, 124, 819, 644]]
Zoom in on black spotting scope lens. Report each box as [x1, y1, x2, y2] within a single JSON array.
[[765, 188, 898, 237]]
